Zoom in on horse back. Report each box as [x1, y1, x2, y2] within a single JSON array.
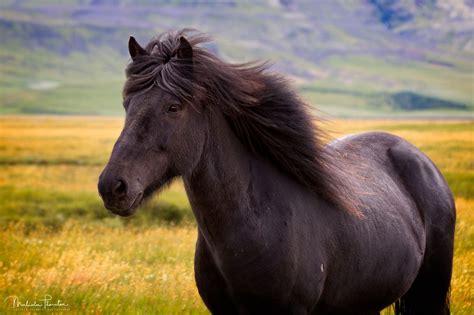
[[332, 131, 455, 229]]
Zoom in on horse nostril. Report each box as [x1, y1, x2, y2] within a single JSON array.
[[113, 180, 127, 196]]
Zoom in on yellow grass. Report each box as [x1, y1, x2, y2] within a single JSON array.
[[0, 116, 472, 314], [1, 223, 205, 313]]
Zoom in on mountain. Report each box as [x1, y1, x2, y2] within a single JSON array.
[[0, 0, 473, 117]]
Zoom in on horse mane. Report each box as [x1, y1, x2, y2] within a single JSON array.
[[124, 29, 359, 214]]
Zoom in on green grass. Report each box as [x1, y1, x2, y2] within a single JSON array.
[[0, 117, 472, 314]]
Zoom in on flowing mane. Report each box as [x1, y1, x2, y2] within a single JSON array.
[[124, 29, 357, 213]]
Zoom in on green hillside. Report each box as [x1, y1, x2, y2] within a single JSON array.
[[0, 0, 473, 117]]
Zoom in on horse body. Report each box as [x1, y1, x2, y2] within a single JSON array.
[[98, 29, 455, 314], [185, 110, 453, 314]]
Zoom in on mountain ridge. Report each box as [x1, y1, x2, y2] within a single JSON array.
[[0, 0, 472, 117]]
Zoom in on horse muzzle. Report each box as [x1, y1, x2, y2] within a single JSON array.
[[98, 171, 144, 217]]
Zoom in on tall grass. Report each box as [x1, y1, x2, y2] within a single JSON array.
[[0, 117, 472, 313], [0, 222, 205, 314]]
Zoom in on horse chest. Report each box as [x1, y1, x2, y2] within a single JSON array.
[[205, 222, 299, 296]]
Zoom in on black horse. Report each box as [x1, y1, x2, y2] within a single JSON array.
[[98, 29, 455, 315]]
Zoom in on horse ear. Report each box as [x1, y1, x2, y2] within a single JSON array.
[[176, 36, 193, 60], [128, 36, 147, 61]]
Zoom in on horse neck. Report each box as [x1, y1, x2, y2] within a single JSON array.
[[183, 109, 255, 245]]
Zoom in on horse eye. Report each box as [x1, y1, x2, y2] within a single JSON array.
[[167, 105, 179, 113]]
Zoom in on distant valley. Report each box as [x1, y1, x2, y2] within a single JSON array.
[[0, 0, 472, 117]]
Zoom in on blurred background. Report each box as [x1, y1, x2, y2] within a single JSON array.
[[0, 1, 472, 314], [1, 0, 473, 117]]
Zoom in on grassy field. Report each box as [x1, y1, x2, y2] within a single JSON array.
[[0, 116, 472, 314]]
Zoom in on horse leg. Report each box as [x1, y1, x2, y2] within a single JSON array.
[[388, 141, 455, 315], [394, 214, 454, 315], [194, 232, 237, 315], [395, 250, 453, 315]]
